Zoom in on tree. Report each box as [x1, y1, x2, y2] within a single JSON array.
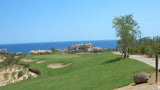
[[68, 46, 71, 51], [51, 48, 55, 52], [113, 14, 141, 58]]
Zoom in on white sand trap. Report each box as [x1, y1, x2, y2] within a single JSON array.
[[21, 59, 37, 62], [36, 60, 46, 64], [47, 63, 72, 69], [0, 59, 4, 63]]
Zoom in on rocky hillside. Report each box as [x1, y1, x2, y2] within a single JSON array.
[[0, 65, 37, 87]]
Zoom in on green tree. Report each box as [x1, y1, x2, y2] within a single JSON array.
[[51, 48, 55, 52], [68, 46, 71, 51], [113, 14, 141, 58]]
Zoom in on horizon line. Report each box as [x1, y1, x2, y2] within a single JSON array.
[[0, 39, 118, 45]]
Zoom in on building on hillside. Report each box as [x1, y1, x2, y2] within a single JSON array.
[[70, 43, 102, 53], [0, 48, 7, 53], [72, 43, 95, 52]]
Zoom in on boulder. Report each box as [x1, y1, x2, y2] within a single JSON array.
[[134, 72, 151, 84]]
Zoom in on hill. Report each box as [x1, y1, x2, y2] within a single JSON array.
[[0, 53, 154, 90]]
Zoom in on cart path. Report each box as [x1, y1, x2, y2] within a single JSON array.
[[112, 52, 160, 69]]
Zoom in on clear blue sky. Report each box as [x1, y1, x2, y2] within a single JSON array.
[[0, 0, 160, 44]]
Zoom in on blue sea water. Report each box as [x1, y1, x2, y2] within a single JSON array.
[[0, 40, 117, 54]]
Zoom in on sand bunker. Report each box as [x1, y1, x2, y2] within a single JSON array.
[[36, 60, 46, 64], [21, 59, 37, 62], [47, 63, 72, 69]]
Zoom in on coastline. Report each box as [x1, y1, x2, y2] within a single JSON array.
[[0, 40, 117, 54]]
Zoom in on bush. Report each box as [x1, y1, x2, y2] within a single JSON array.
[[20, 63, 30, 68], [18, 71, 24, 78], [0, 53, 26, 67], [12, 72, 16, 77], [27, 74, 33, 80], [3, 73, 9, 80], [51, 48, 57, 53], [68, 50, 75, 54], [147, 48, 155, 57]]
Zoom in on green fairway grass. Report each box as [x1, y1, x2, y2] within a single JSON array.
[[0, 53, 154, 90]]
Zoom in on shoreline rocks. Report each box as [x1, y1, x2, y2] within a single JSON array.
[[30, 50, 52, 55]]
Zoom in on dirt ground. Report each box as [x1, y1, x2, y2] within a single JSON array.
[[0, 65, 37, 87], [115, 71, 160, 90], [0, 56, 6, 62], [0, 59, 4, 63], [47, 63, 72, 69], [140, 55, 155, 61]]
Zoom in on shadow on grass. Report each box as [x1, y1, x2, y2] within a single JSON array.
[[101, 58, 122, 65]]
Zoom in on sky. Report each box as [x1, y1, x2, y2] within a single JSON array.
[[0, 0, 160, 44]]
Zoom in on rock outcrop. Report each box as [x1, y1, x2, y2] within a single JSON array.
[[30, 50, 52, 55], [0, 65, 37, 87]]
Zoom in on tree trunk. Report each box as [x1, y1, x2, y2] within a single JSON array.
[[123, 48, 127, 58]]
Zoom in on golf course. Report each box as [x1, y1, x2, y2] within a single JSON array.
[[0, 52, 154, 90]]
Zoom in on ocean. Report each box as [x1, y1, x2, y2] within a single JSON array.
[[0, 40, 117, 54]]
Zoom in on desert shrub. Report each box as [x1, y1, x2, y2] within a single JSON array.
[[105, 49, 111, 53], [12, 72, 16, 77], [97, 49, 103, 53], [118, 36, 160, 56], [17, 71, 24, 78], [3, 73, 9, 80], [51, 48, 57, 53], [0, 53, 26, 67], [29, 68, 41, 75], [145, 47, 155, 57], [51, 48, 55, 52], [68, 46, 71, 51], [68, 50, 75, 54], [27, 74, 33, 80], [20, 63, 30, 68], [18, 66, 21, 70]]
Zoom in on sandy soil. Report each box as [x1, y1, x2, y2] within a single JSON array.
[[47, 63, 72, 69], [14, 56, 20, 59], [0, 65, 37, 87], [36, 60, 46, 64], [0, 56, 6, 63], [115, 71, 160, 90], [21, 58, 37, 62], [140, 55, 155, 61], [0, 59, 4, 63]]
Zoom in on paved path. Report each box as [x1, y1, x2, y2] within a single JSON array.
[[112, 52, 160, 69]]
